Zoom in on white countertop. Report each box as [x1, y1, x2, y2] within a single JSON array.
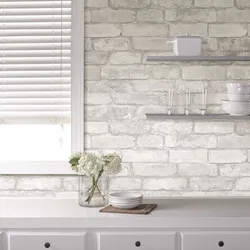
[[1, 197, 250, 229]]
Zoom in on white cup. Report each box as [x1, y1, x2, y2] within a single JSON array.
[[226, 83, 250, 94]]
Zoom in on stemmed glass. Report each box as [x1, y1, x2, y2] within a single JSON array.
[[185, 89, 191, 115], [166, 89, 174, 116], [200, 88, 208, 115]]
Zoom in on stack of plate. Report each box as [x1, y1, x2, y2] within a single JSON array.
[[109, 192, 143, 209], [222, 83, 250, 116]]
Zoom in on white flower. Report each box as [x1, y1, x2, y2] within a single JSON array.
[[103, 153, 121, 175]]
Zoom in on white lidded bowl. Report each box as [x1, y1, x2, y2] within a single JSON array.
[[226, 83, 250, 95], [227, 93, 250, 102]]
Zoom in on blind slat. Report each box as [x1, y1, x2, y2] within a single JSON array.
[[0, 0, 71, 122]]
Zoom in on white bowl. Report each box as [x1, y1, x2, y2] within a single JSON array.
[[111, 203, 141, 209], [222, 100, 250, 116], [227, 93, 250, 102], [109, 192, 143, 200], [227, 83, 250, 95], [109, 198, 143, 204]]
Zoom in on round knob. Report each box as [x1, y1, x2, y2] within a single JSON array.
[[218, 241, 224, 247], [135, 241, 141, 247], [44, 242, 50, 248]]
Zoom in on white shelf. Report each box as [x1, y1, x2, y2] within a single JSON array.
[[146, 113, 250, 120], [146, 56, 250, 62]]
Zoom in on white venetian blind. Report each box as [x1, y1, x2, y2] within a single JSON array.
[[0, 0, 71, 123]]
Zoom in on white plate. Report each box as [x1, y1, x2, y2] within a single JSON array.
[[110, 200, 142, 205], [109, 192, 143, 199], [109, 199, 143, 204]]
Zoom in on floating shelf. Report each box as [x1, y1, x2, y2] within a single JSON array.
[[146, 113, 250, 120], [146, 56, 250, 62]]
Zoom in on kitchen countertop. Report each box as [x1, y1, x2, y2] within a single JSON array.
[[1, 197, 250, 229]]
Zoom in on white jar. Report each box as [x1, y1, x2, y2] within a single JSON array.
[[168, 35, 202, 56]]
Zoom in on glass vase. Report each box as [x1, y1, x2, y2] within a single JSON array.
[[78, 175, 109, 207]]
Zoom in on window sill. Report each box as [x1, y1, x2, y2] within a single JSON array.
[[0, 161, 76, 175]]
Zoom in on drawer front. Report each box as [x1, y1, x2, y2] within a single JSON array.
[[9, 232, 86, 250], [181, 231, 250, 250], [98, 232, 177, 250]]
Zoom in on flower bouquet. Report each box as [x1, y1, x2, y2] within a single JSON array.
[[69, 152, 121, 207]]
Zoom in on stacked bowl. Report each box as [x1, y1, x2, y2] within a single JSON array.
[[109, 192, 143, 209], [222, 83, 250, 116]]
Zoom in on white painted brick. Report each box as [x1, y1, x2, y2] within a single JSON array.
[[133, 37, 172, 50], [209, 150, 247, 163], [123, 149, 168, 162], [85, 122, 108, 134], [190, 177, 233, 191], [85, 39, 92, 51], [122, 24, 168, 37], [85, 24, 121, 38], [152, 0, 193, 8], [195, 0, 234, 8], [165, 135, 217, 148], [218, 135, 250, 149], [133, 163, 177, 176], [195, 122, 234, 134], [110, 52, 141, 65], [86, 93, 112, 105], [113, 93, 159, 105], [236, 178, 250, 190], [86, 106, 135, 121], [137, 135, 164, 148], [85, 66, 101, 80], [131, 80, 174, 92], [182, 66, 226, 80], [110, 0, 150, 9], [152, 122, 193, 135], [165, 9, 216, 22], [16, 178, 61, 191], [236, 0, 250, 8], [220, 163, 250, 177], [85, 0, 108, 7], [218, 9, 250, 23], [85, 53, 107, 65], [110, 178, 141, 190], [63, 177, 78, 191], [227, 66, 250, 80], [209, 24, 247, 38], [92, 9, 135, 23], [236, 121, 250, 134], [219, 38, 250, 52], [170, 24, 207, 37], [110, 121, 151, 135], [179, 163, 218, 176], [137, 9, 164, 23], [170, 149, 208, 163], [93, 38, 130, 51], [84, 10, 91, 23], [85, 135, 92, 149], [92, 135, 135, 149], [0, 177, 15, 190], [152, 66, 180, 79], [101, 66, 149, 80], [143, 178, 188, 191]]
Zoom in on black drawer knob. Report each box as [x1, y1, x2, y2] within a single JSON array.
[[218, 241, 224, 247], [135, 241, 141, 247], [44, 242, 50, 248]]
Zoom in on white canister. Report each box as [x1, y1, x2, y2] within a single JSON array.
[[168, 35, 202, 56]]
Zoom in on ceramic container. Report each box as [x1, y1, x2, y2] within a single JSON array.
[[226, 83, 250, 95], [222, 100, 250, 116], [227, 93, 250, 102]]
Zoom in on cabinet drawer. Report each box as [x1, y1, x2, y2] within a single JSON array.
[[181, 231, 250, 250], [98, 232, 177, 250], [9, 232, 86, 250]]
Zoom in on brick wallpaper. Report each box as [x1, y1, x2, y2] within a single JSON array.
[[1, 0, 250, 197]]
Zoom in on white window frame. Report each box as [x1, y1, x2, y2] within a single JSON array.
[[0, 0, 84, 175]]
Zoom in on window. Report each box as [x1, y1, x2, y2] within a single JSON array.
[[0, 0, 84, 174]]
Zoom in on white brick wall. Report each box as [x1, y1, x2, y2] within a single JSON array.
[[5, 0, 250, 197]]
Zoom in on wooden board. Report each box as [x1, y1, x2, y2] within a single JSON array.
[[100, 204, 157, 215]]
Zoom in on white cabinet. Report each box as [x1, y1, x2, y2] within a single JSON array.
[[181, 231, 250, 250], [98, 232, 177, 250], [9, 232, 86, 250]]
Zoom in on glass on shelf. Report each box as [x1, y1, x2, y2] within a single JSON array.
[[166, 89, 174, 116], [199, 88, 208, 115], [185, 89, 191, 116]]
